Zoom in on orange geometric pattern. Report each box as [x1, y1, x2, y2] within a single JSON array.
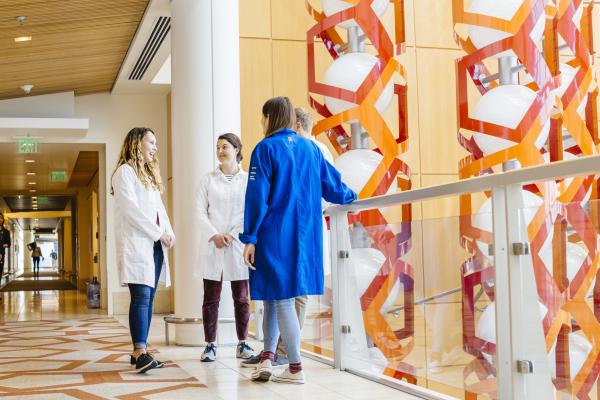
[[453, 0, 599, 398], [306, 0, 414, 382], [0, 318, 206, 399]]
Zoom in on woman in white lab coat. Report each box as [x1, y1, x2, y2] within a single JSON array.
[[197, 133, 253, 362], [112, 127, 175, 374]]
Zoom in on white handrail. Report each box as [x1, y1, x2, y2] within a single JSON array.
[[325, 154, 600, 214]]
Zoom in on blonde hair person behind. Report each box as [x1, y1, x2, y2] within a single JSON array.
[[111, 127, 176, 374]]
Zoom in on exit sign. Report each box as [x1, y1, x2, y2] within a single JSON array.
[[50, 171, 67, 182], [37, 196, 49, 205], [17, 138, 39, 154]]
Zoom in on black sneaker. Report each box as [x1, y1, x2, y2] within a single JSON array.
[[240, 351, 262, 368], [201, 343, 217, 362], [135, 353, 158, 374], [131, 354, 164, 368]]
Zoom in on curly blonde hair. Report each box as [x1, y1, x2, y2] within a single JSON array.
[[111, 127, 164, 194]]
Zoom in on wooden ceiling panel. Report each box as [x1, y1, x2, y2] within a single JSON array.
[[68, 151, 99, 188], [0, 0, 150, 100], [4, 196, 70, 212]]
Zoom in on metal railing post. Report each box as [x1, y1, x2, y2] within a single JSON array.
[[329, 210, 345, 370], [492, 184, 554, 399]]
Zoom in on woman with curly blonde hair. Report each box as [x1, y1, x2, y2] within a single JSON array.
[[112, 127, 175, 374]]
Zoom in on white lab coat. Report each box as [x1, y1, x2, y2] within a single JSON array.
[[312, 138, 334, 276], [196, 167, 248, 282], [113, 164, 174, 288]]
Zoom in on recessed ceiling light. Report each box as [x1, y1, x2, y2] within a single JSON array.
[[26, 172, 36, 176], [25, 159, 35, 163], [28, 182, 36, 185], [32, 196, 37, 199], [29, 189, 36, 193], [14, 36, 32, 43]]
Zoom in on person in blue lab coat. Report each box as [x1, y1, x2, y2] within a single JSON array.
[[240, 96, 356, 384]]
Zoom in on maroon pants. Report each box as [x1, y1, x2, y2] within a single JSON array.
[[203, 279, 250, 343]]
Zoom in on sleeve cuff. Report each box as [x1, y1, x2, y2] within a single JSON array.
[[239, 233, 257, 245]]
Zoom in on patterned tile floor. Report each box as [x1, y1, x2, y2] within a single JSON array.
[[0, 290, 426, 400]]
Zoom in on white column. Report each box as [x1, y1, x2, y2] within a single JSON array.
[[171, 0, 241, 346], [23, 230, 34, 272]]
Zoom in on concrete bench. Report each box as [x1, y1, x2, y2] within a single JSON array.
[[163, 315, 235, 346]]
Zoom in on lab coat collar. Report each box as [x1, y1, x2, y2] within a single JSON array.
[[270, 128, 297, 136], [214, 165, 245, 182]]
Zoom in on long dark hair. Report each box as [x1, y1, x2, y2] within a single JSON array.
[[262, 96, 295, 136], [218, 133, 243, 163]]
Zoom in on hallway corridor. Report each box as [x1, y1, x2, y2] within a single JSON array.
[[0, 291, 423, 399]]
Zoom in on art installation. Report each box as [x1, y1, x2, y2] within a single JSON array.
[[453, 0, 599, 398], [306, 0, 415, 382]]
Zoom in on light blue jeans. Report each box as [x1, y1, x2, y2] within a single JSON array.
[[263, 298, 301, 364]]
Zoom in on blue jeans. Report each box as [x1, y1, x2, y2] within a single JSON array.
[[128, 241, 163, 349], [263, 298, 301, 364]]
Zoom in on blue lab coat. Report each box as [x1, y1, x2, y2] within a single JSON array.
[[240, 129, 356, 300]]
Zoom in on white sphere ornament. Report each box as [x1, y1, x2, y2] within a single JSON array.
[[472, 191, 547, 260], [321, 0, 388, 29], [477, 301, 548, 364], [348, 247, 386, 296], [324, 52, 394, 122], [472, 85, 550, 155], [548, 333, 592, 384], [467, 0, 546, 57], [334, 149, 396, 196]]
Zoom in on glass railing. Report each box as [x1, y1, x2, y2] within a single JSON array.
[[325, 155, 600, 400]]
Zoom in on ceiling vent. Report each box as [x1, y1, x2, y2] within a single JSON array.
[[128, 16, 171, 81]]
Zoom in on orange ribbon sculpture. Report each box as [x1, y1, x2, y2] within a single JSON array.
[[453, 0, 599, 398], [306, 0, 415, 382]]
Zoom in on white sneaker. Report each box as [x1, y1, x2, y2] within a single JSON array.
[[272, 367, 305, 384], [236, 342, 254, 359], [250, 359, 273, 382]]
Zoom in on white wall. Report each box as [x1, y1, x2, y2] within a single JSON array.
[[73, 93, 169, 314]]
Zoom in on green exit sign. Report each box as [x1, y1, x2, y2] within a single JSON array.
[[49, 171, 67, 182], [37, 196, 49, 205], [17, 138, 40, 154]]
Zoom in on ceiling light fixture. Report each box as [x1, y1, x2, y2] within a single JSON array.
[[25, 159, 35, 163], [14, 16, 32, 43], [29, 189, 36, 193], [27, 172, 36, 176], [28, 182, 36, 185]]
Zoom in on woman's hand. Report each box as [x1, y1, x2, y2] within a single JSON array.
[[210, 234, 231, 249], [160, 233, 175, 248], [243, 244, 256, 270]]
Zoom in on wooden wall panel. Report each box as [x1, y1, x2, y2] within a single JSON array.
[[416, 48, 468, 174], [239, 0, 271, 38], [413, 0, 460, 50], [240, 38, 273, 169], [271, 0, 314, 41], [272, 41, 309, 110]]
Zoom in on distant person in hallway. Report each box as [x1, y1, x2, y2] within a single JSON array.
[[0, 213, 11, 300], [31, 242, 43, 278], [240, 97, 356, 384], [50, 250, 58, 268], [112, 127, 176, 374], [197, 133, 254, 363], [241, 107, 335, 368]]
